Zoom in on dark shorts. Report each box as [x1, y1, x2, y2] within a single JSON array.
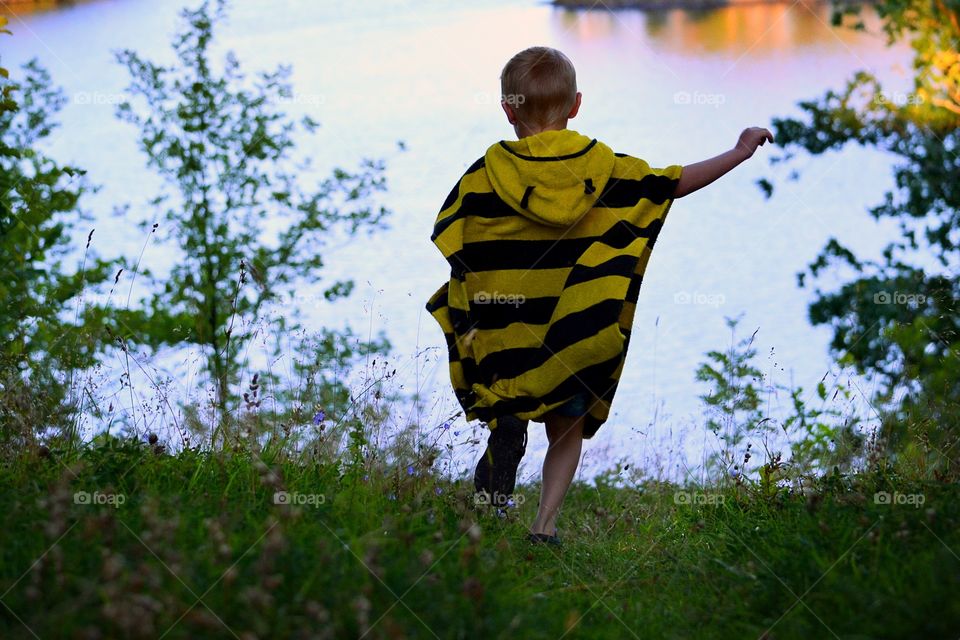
[[549, 392, 590, 418]]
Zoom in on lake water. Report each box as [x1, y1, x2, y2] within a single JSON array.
[[4, 0, 912, 480]]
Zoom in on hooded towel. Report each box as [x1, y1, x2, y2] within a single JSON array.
[[425, 129, 682, 438]]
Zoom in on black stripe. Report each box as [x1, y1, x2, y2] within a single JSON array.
[[455, 218, 663, 272], [461, 356, 480, 388], [565, 254, 637, 288], [477, 351, 624, 420], [545, 353, 622, 404], [595, 174, 677, 208], [425, 288, 448, 313], [476, 346, 539, 390], [449, 306, 473, 335], [477, 298, 623, 381], [583, 414, 603, 438], [498, 138, 597, 162], [598, 376, 620, 402], [542, 298, 622, 356], [438, 156, 486, 213], [607, 218, 663, 250], [431, 191, 517, 243], [465, 155, 486, 175], [625, 272, 644, 305], [470, 295, 557, 330], [440, 331, 460, 362]]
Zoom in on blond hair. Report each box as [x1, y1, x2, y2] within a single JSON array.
[[500, 47, 578, 130]]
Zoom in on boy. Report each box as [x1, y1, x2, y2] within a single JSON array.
[[425, 46, 772, 544]]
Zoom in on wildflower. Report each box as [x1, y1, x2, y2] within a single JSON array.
[[407, 465, 415, 476], [312, 410, 325, 425], [435, 486, 443, 495], [441, 422, 451, 430]]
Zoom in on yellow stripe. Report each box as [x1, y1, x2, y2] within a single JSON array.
[[489, 324, 625, 398]]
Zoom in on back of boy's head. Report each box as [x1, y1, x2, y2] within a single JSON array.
[[500, 46, 578, 132]]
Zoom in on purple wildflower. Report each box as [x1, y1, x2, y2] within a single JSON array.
[[407, 465, 415, 476], [312, 410, 325, 425]]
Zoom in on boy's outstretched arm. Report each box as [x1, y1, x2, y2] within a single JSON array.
[[673, 127, 774, 199]]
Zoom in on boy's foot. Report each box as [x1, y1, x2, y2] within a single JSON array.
[[526, 531, 562, 546], [473, 415, 528, 508]]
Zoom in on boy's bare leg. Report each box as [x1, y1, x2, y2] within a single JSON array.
[[530, 413, 584, 535]]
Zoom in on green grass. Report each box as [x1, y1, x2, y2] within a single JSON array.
[[1, 439, 958, 639]]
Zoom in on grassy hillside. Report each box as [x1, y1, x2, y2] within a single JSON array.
[[1, 437, 956, 639]]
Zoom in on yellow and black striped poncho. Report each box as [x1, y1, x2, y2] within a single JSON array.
[[425, 128, 682, 438]]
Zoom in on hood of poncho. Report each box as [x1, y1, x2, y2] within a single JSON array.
[[484, 129, 616, 227]]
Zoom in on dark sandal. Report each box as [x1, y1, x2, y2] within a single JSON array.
[[526, 531, 562, 546]]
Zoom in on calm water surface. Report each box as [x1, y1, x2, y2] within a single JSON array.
[[4, 0, 911, 478]]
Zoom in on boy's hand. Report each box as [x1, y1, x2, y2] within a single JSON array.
[[735, 127, 774, 159], [673, 126, 775, 198]]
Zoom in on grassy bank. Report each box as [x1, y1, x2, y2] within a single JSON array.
[[1, 437, 957, 639]]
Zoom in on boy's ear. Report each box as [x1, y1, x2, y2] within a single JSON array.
[[567, 92, 582, 119], [501, 101, 517, 125]]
